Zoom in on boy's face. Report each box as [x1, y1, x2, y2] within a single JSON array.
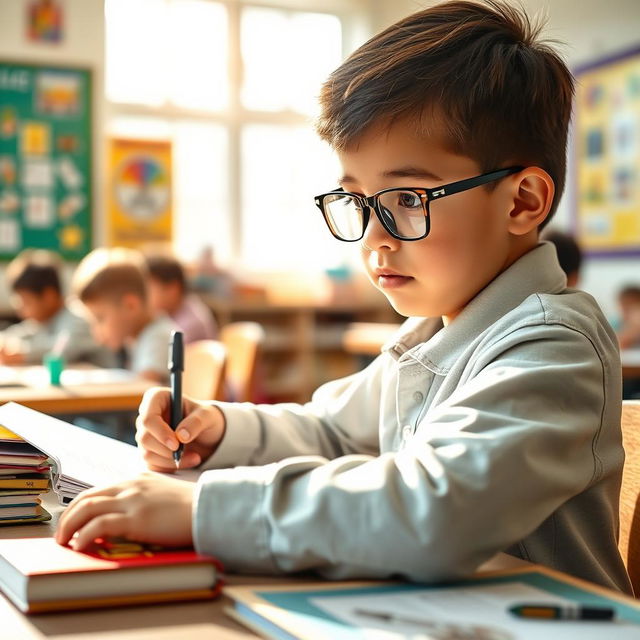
[[336, 120, 524, 322], [12, 287, 60, 323], [148, 278, 181, 315], [83, 295, 139, 351]]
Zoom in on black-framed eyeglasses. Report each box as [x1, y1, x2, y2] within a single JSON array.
[[314, 166, 523, 242]]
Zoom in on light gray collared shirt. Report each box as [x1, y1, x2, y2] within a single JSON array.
[[2, 305, 115, 367], [193, 242, 632, 594]]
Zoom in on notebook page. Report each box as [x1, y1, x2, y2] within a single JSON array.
[[0, 403, 146, 488]]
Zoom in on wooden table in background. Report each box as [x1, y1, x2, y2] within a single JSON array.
[[0, 366, 155, 415], [342, 322, 401, 356]]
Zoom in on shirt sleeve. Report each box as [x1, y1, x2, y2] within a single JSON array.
[[193, 324, 611, 581], [198, 354, 386, 470]]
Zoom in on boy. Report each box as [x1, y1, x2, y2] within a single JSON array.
[[1, 249, 113, 367], [540, 228, 583, 287], [57, 2, 632, 594], [145, 254, 218, 344], [71, 247, 176, 383]]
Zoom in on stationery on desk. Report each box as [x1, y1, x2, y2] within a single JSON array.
[[169, 330, 184, 467], [225, 567, 640, 640]]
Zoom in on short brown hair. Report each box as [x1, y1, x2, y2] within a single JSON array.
[[316, 0, 574, 223], [145, 254, 186, 291], [72, 247, 148, 304], [7, 249, 62, 295]]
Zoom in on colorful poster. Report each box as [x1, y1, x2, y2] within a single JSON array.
[[27, 0, 64, 44], [108, 139, 172, 248], [575, 47, 640, 256], [0, 61, 91, 259]]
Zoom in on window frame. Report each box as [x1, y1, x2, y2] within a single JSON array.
[[105, 0, 371, 267]]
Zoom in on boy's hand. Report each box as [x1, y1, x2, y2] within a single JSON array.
[[55, 472, 194, 551], [135, 387, 226, 472], [0, 348, 25, 365]]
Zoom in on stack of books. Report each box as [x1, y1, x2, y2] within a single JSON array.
[[0, 425, 51, 525]]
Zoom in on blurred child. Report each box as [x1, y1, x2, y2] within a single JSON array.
[[1, 249, 113, 367], [58, 2, 631, 594], [145, 254, 218, 344], [71, 248, 176, 383], [540, 228, 583, 287], [616, 285, 640, 350]]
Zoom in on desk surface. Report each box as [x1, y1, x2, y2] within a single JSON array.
[[2, 494, 533, 640], [0, 366, 155, 415]]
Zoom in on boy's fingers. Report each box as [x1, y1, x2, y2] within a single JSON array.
[[175, 406, 218, 443], [135, 428, 177, 458], [56, 496, 120, 545], [142, 450, 183, 472], [72, 513, 130, 551], [135, 412, 177, 449], [138, 387, 170, 420]]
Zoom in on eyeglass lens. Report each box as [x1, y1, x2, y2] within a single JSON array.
[[324, 191, 427, 240]]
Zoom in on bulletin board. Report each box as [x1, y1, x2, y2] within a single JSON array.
[[574, 47, 640, 256], [0, 60, 92, 260]]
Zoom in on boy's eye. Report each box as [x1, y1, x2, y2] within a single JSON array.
[[396, 192, 421, 209]]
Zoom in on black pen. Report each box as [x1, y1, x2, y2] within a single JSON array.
[[168, 330, 184, 467], [509, 603, 615, 621]]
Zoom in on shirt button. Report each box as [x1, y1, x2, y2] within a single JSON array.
[[402, 425, 413, 440], [413, 391, 424, 403]]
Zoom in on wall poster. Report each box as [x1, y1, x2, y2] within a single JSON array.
[[108, 138, 172, 249], [575, 47, 640, 256]]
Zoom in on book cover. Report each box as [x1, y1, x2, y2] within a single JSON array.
[[0, 475, 50, 490], [0, 537, 223, 613]]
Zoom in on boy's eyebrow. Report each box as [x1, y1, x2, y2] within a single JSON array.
[[381, 166, 443, 181], [338, 166, 443, 186]]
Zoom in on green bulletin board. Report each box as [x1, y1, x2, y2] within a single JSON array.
[[0, 60, 92, 259]]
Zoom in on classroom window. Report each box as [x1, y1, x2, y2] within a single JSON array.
[[105, 0, 363, 273]]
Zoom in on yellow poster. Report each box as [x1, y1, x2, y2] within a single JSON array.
[[575, 48, 640, 255], [108, 139, 172, 248]]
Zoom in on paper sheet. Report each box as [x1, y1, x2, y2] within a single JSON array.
[[311, 582, 639, 640]]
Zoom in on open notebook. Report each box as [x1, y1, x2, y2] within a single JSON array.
[[0, 403, 178, 503]]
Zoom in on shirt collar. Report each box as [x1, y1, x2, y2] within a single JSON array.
[[383, 242, 567, 372]]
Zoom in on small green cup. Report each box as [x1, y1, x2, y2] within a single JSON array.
[[43, 353, 65, 386]]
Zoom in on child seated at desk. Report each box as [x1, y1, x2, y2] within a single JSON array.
[[57, 1, 632, 595], [0, 249, 113, 367], [145, 254, 218, 344], [71, 247, 176, 384]]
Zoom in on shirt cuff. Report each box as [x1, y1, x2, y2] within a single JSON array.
[[201, 402, 263, 469], [192, 466, 278, 573]]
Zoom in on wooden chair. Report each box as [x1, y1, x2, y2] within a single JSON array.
[[183, 339, 226, 401], [219, 321, 265, 402], [619, 400, 640, 595]]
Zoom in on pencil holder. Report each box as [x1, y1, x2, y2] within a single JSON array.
[[43, 353, 64, 386]]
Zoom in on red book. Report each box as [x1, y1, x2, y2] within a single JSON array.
[[0, 537, 223, 613]]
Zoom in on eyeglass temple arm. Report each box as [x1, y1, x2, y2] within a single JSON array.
[[429, 167, 523, 200]]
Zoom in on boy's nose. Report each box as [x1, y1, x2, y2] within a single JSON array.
[[361, 206, 399, 252]]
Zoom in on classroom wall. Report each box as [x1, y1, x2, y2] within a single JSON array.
[[0, 0, 638, 318], [0, 0, 105, 301], [369, 0, 640, 318]]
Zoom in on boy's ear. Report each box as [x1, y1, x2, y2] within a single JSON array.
[[506, 167, 555, 235], [121, 292, 142, 312]]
